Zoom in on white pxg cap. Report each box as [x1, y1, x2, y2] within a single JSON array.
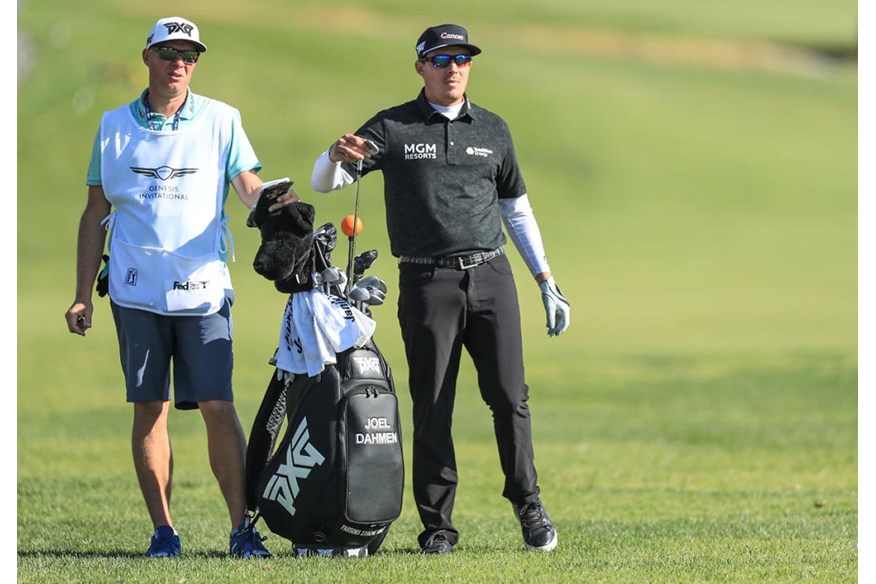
[[145, 16, 208, 53]]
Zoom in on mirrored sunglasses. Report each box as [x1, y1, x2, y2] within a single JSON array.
[[419, 54, 472, 68]]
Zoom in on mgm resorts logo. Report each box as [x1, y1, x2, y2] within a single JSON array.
[[263, 418, 325, 517], [404, 143, 437, 160]]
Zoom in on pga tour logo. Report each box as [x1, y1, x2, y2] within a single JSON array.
[[263, 418, 325, 517], [405, 143, 437, 160]]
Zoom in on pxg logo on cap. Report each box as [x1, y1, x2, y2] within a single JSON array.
[[416, 24, 481, 59], [146, 16, 208, 53]]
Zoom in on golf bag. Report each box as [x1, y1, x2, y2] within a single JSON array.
[[246, 197, 403, 556], [245, 336, 404, 557]]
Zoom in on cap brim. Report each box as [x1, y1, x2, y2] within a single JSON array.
[[421, 43, 481, 58], [146, 39, 208, 53]]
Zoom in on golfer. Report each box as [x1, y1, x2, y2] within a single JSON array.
[[311, 23, 570, 554], [64, 16, 296, 558]]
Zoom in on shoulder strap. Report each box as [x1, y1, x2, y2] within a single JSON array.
[[245, 371, 312, 510]]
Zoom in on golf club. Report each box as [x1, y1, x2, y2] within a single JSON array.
[[353, 249, 378, 284], [344, 139, 379, 288]]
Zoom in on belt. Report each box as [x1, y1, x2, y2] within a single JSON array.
[[399, 247, 504, 270]]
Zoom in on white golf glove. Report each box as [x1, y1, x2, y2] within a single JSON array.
[[539, 277, 570, 337]]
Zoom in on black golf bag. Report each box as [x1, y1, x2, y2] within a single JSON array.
[[245, 338, 403, 556], [245, 203, 404, 557]]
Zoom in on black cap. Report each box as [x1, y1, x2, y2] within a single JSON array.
[[416, 24, 481, 59]]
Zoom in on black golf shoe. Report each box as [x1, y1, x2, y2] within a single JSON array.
[[421, 531, 454, 555], [513, 499, 558, 552]]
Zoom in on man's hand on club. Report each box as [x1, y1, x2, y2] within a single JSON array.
[[328, 134, 379, 163], [538, 277, 570, 337]]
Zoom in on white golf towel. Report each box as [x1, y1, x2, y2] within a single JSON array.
[[273, 289, 376, 377]]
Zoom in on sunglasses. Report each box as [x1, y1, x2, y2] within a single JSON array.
[[419, 54, 472, 68], [152, 46, 201, 64]]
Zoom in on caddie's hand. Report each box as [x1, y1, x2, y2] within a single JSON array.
[[538, 277, 570, 337], [328, 134, 378, 163], [65, 300, 93, 336], [247, 184, 302, 227], [268, 185, 300, 212]]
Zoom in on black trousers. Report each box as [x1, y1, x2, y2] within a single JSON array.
[[397, 253, 540, 547]]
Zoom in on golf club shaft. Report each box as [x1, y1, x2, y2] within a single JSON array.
[[346, 159, 363, 288]]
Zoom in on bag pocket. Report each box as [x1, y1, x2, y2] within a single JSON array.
[[341, 386, 404, 524], [163, 253, 229, 313]]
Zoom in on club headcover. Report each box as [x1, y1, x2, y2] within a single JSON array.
[[252, 201, 316, 293]]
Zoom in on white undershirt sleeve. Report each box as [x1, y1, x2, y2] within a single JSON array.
[[311, 149, 355, 193], [500, 194, 551, 278]]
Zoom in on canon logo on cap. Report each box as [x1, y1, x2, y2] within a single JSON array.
[[440, 32, 465, 40]]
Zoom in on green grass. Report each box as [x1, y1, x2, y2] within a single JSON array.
[[17, 0, 857, 581], [18, 353, 856, 582]]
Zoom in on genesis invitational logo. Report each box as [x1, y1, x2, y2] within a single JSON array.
[[131, 167, 197, 201], [131, 166, 198, 181]]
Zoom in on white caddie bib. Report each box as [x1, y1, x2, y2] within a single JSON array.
[[100, 100, 234, 315]]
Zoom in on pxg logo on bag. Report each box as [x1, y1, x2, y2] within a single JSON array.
[[263, 418, 325, 517], [352, 356, 381, 376]]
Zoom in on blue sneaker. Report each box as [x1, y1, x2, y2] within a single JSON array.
[[230, 515, 272, 558], [146, 525, 181, 558]]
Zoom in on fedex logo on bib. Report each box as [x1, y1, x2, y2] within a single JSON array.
[[405, 143, 437, 160]]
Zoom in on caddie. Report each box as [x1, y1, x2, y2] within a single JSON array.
[[64, 15, 297, 558]]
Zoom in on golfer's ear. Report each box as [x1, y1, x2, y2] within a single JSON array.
[[414, 61, 424, 76], [142, 49, 149, 65]]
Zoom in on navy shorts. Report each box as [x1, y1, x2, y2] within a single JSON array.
[[110, 300, 234, 410]]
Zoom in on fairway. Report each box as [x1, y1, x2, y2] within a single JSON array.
[[17, 0, 857, 582]]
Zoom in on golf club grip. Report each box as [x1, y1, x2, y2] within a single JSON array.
[[346, 235, 355, 288]]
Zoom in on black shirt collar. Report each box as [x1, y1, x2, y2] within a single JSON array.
[[415, 89, 475, 122]]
